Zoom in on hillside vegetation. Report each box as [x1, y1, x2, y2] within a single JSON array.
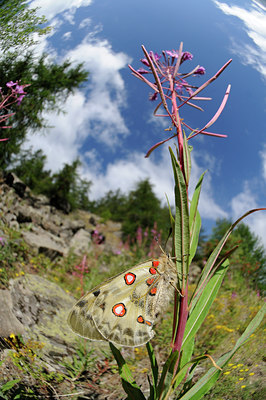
[[0, 175, 265, 399]]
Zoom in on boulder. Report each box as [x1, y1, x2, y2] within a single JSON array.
[[9, 274, 78, 362], [22, 227, 68, 259], [0, 290, 24, 338], [69, 228, 92, 255]]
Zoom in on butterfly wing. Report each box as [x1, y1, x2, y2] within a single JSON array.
[[92, 256, 175, 347], [68, 255, 176, 347], [91, 271, 154, 347], [67, 284, 107, 342]]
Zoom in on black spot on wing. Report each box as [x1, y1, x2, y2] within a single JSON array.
[[93, 290, 100, 297], [123, 327, 134, 337], [135, 330, 149, 338], [85, 313, 93, 321], [77, 299, 87, 307]]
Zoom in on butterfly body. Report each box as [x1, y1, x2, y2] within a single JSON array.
[[67, 254, 177, 347]]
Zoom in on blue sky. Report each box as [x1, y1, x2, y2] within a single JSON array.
[[27, 0, 266, 246]]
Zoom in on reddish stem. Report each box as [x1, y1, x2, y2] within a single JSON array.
[[170, 76, 184, 174], [172, 283, 189, 361]]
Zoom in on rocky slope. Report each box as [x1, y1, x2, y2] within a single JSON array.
[[0, 173, 122, 382]]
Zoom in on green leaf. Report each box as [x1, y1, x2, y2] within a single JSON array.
[[1, 379, 21, 392], [182, 260, 229, 350], [169, 147, 190, 281], [182, 131, 192, 185], [178, 303, 266, 400], [189, 208, 265, 312], [173, 338, 195, 389], [189, 172, 205, 264], [146, 342, 159, 390], [189, 210, 201, 266], [165, 193, 175, 226], [157, 350, 179, 400], [109, 343, 146, 400]]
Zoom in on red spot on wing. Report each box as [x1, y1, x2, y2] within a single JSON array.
[[149, 267, 157, 275], [149, 260, 160, 275], [149, 287, 157, 296], [124, 272, 136, 285], [112, 303, 126, 317], [146, 277, 155, 286], [137, 315, 153, 327]]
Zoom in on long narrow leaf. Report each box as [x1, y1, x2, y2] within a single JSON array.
[[173, 338, 195, 390], [182, 131, 192, 185], [178, 303, 265, 400], [157, 350, 179, 400], [109, 343, 146, 400], [189, 210, 201, 265], [146, 342, 159, 396], [169, 147, 190, 281], [189, 170, 205, 265], [190, 208, 266, 311], [182, 261, 229, 350], [189, 172, 205, 236]]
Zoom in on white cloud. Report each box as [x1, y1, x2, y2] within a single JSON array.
[[25, 34, 131, 169], [213, 0, 266, 79], [81, 145, 174, 203], [65, 35, 131, 146], [231, 183, 257, 216], [230, 183, 266, 248], [24, 91, 87, 171], [62, 31, 72, 40], [30, 0, 93, 20], [229, 147, 266, 248], [80, 145, 228, 223], [79, 17, 92, 29], [260, 144, 266, 182], [189, 152, 228, 220]]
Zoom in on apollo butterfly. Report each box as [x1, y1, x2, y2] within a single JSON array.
[[67, 254, 177, 347]]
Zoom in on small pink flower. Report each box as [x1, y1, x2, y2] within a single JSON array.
[[149, 92, 158, 101], [137, 68, 149, 74], [195, 66, 205, 75], [6, 81, 16, 88]]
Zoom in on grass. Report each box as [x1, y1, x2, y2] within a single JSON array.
[[0, 222, 264, 399]]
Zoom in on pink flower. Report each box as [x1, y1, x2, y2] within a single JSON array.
[[141, 51, 161, 66], [6, 81, 16, 88], [195, 66, 205, 75], [137, 68, 149, 74], [165, 49, 180, 58], [181, 51, 193, 62], [149, 92, 158, 101]]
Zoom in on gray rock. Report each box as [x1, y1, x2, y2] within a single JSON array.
[[0, 290, 24, 337], [22, 227, 68, 259], [0, 172, 122, 258], [69, 228, 92, 255], [9, 274, 78, 361]]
